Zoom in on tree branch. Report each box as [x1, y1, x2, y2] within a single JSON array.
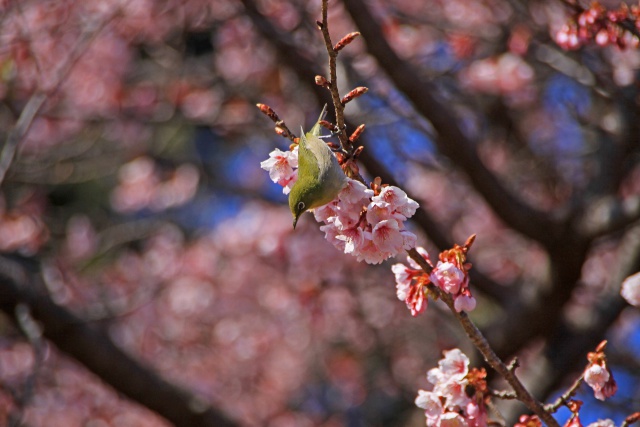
[[406, 248, 560, 427], [241, 0, 510, 303], [0, 254, 238, 427], [0, 12, 118, 188], [341, 0, 562, 248]]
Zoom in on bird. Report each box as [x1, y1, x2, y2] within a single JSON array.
[[289, 106, 348, 229]]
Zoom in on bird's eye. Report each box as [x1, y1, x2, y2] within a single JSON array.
[[297, 202, 305, 211]]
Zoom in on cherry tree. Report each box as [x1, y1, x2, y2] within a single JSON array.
[[0, 0, 639, 426]]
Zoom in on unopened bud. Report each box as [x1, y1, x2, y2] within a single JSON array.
[[341, 86, 368, 105], [349, 124, 365, 142], [334, 32, 360, 52], [315, 75, 330, 88], [316, 20, 323, 30], [353, 145, 364, 158], [257, 103, 279, 122], [625, 413, 640, 424], [343, 160, 360, 178], [275, 126, 289, 138], [464, 234, 476, 250], [595, 340, 607, 352], [319, 120, 334, 131], [371, 176, 383, 195]]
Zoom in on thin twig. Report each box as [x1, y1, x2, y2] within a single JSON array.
[[319, 0, 350, 151], [9, 303, 45, 427], [0, 12, 118, 188], [0, 93, 47, 186], [490, 389, 518, 400], [545, 374, 584, 413], [406, 248, 560, 427]]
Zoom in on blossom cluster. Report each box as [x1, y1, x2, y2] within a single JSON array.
[[415, 349, 488, 427], [314, 180, 419, 264], [261, 146, 419, 264], [556, 2, 640, 50], [584, 341, 617, 401], [392, 238, 476, 316]]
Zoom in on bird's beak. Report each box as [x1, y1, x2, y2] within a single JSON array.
[[292, 217, 298, 230]]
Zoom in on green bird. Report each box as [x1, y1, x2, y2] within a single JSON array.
[[289, 107, 348, 229]]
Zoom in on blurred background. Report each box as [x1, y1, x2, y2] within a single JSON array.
[[0, 0, 639, 426]]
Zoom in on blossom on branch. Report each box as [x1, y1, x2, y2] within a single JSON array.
[[260, 146, 299, 194], [392, 247, 431, 316], [415, 349, 488, 427], [261, 145, 419, 263], [316, 180, 419, 264], [391, 236, 477, 316], [621, 271, 640, 306], [584, 341, 617, 401], [555, 2, 640, 50]]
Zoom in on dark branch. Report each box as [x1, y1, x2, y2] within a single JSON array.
[[0, 254, 238, 427], [341, 0, 562, 248]]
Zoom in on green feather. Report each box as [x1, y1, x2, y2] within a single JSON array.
[[289, 106, 347, 229]]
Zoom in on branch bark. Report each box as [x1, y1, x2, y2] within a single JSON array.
[[0, 255, 238, 427], [341, 0, 562, 249]]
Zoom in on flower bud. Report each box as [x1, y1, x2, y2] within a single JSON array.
[[341, 87, 368, 105], [256, 103, 279, 122], [315, 75, 330, 88], [334, 32, 360, 52], [349, 124, 365, 142], [275, 126, 289, 138]]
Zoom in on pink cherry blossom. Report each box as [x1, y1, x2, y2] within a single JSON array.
[[439, 411, 469, 427], [260, 146, 419, 263], [365, 200, 391, 224], [438, 348, 470, 380], [415, 390, 443, 419], [416, 349, 487, 427], [586, 420, 615, 427], [454, 293, 477, 313], [431, 261, 466, 294], [621, 271, 640, 307], [260, 147, 299, 194], [584, 362, 617, 401], [315, 182, 419, 264], [392, 263, 412, 301], [336, 226, 365, 254], [584, 364, 609, 390], [392, 248, 431, 315], [372, 219, 404, 252]]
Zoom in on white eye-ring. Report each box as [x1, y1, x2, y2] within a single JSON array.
[[297, 201, 305, 211]]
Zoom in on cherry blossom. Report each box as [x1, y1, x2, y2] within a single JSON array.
[[586, 420, 615, 427], [260, 146, 419, 263], [416, 349, 488, 427], [620, 271, 640, 307], [111, 157, 199, 213], [584, 342, 617, 401], [430, 261, 465, 294], [555, 3, 640, 50], [392, 247, 431, 316], [392, 237, 476, 316], [260, 146, 299, 194]]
